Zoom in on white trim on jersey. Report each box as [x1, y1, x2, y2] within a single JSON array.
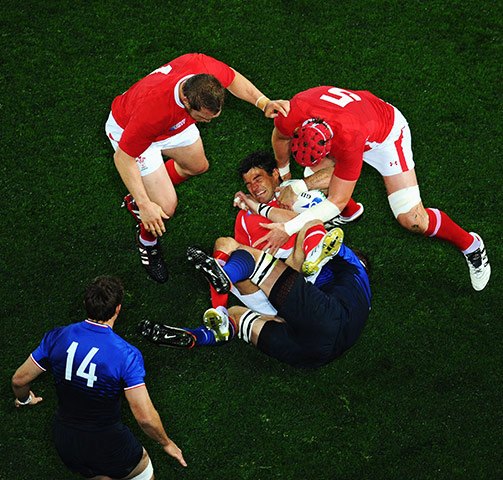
[[174, 74, 195, 108], [30, 353, 46, 372], [124, 382, 146, 391], [85, 319, 110, 329]]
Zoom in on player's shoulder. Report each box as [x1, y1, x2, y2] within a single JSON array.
[[108, 329, 144, 359], [171, 52, 227, 70], [40, 323, 70, 345]]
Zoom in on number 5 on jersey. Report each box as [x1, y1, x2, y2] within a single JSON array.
[[321, 87, 362, 108], [65, 342, 99, 388]]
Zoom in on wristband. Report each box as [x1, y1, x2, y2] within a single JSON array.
[[255, 95, 271, 111], [284, 199, 341, 236], [291, 180, 308, 195], [278, 163, 290, 177], [257, 203, 273, 218], [17, 394, 32, 405]]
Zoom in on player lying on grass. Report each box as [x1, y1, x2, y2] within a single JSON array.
[[107, 53, 289, 284], [209, 151, 364, 316], [139, 222, 371, 369], [265, 86, 490, 291]]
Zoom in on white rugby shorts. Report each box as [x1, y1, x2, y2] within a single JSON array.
[[105, 111, 200, 176], [363, 106, 415, 177]]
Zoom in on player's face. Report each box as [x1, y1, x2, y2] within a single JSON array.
[[243, 168, 280, 203], [187, 107, 221, 123]]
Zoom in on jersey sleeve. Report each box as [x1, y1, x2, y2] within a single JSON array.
[[331, 129, 366, 181], [31, 327, 65, 371], [121, 345, 146, 390], [199, 54, 235, 88]]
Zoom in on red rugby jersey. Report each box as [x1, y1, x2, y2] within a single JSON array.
[[275, 86, 395, 181], [234, 197, 297, 254], [111, 53, 235, 158]]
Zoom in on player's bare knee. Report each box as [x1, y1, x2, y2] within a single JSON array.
[[214, 236, 239, 253], [160, 199, 178, 218], [388, 185, 425, 232], [228, 306, 247, 331], [180, 158, 209, 176]]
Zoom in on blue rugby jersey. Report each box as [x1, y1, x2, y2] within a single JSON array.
[[31, 320, 145, 429], [314, 243, 371, 307]]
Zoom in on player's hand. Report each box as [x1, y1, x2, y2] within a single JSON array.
[[163, 440, 187, 467], [253, 222, 290, 256], [139, 201, 170, 237], [233, 191, 259, 213], [264, 99, 290, 118], [275, 185, 298, 210], [14, 391, 43, 408]]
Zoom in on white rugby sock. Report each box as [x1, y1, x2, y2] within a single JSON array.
[[230, 287, 278, 316], [249, 252, 278, 287], [238, 309, 262, 344]]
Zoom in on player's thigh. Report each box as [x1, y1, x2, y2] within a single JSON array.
[[256, 320, 323, 368], [121, 448, 153, 480], [363, 107, 415, 178], [163, 136, 209, 176], [141, 165, 178, 216]]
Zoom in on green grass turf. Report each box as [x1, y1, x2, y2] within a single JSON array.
[[1, 0, 502, 478]]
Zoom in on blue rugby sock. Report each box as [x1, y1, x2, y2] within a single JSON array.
[[185, 326, 216, 346], [223, 249, 256, 284]]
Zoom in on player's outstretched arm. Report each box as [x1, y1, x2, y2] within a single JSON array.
[[126, 385, 187, 467], [12, 357, 44, 407], [227, 69, 289, 118], [271, 127, 292, 179]]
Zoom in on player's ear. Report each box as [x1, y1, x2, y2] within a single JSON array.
[[180, 92, 191, 109]]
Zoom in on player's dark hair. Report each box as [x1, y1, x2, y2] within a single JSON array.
[[238, 151, 279, 178], [84, 276, 124, 322], [352, 249, 371, 278], [182, 74, 225, 114]]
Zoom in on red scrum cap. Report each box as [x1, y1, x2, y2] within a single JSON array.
[[290, 118, 333, 167]]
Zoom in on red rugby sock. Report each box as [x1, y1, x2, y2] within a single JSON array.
[[210, 250, 230, 308], [165, 159, 189, 185], [424, 208, 474, 251], [341, 198, 359, 218], [302, 224, 327, 256], [139, 223, 157, 244]]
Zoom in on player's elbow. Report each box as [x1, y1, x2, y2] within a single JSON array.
[[11, 371, 27, 389], [134, 410, 156, 428]]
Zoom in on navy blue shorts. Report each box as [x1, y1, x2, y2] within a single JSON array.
[[257, 251, 370, 369], [52, 417, 143, 478]]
